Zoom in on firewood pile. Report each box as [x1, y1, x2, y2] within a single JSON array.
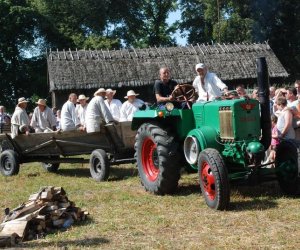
[[0, 186, 89, 248]]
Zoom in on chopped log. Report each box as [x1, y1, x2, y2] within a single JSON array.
[[0, 233, 19, 248], [52, 219, 65, 227], [0, 220, 28, 238], [40, 191, 53, 200]]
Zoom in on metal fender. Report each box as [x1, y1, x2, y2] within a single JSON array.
[[184, 126, 221, 168]]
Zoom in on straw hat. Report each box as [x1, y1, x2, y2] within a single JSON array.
[[125, 90, 139, 99], [106, 88, 116, 95], [35, 99, 47, 106], [18, 97, 29, 105], [94, 88, 106, 96], [195, 63, 206, 71], [78, 94, 89, 101]]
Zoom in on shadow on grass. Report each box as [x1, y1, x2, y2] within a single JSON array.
[[229, 181, 283, 211], [176, 180, 287, 211], [22, 236, 110, 248], [22, 217, 110, 248], [176, 184, 200, 196], [57, 167, 91, 178], [109, 166, 138, 181], [56, 165, 138, 181]]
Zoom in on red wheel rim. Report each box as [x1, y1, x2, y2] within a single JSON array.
[[200, 162, 216, 200], [142, 137, 159, 181]]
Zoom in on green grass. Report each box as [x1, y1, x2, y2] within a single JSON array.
[[0, 162, 299, 249]]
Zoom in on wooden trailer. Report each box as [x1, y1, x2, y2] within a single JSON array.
[[0, 122, 136, 181]]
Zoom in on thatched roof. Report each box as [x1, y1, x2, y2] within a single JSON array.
[[47, 42, 288, 91]]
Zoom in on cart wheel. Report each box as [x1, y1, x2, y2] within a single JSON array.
[[198, 148, 230, 210], [0, 150, 20, 176], [89, 149, 110, 181]]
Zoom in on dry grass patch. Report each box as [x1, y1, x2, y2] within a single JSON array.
[[0, 162, 299, 249]]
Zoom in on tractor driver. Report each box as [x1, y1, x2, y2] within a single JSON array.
[[154, 67, 178, 108]]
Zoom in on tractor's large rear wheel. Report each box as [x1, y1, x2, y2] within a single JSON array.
[[198, 148, 230, 210], [276, 140, 300, 195], [135, 123, 181, 194]]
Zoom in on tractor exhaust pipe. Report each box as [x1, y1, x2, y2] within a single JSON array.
[[257, 57, 271, 151]]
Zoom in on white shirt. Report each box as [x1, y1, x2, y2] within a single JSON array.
[[60, 100, 80, 131], [104, 99, 122, 121], [193, 71, 227, 102], [30, 106, 56, 132], [85, 96, 114, 133], [76, 103, 88, 127], [11, 106, 30, 138], [120, 98, 144, 122]]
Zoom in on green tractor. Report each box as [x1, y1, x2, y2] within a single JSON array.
[[131, 57, 300, 210]]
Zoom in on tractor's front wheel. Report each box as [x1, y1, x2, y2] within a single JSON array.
[[198, 148, 230, 210], [276, 140, 300, 195], [135, 123, 181, 194]]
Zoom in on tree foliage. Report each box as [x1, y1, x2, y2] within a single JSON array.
[[0, 0, 299, 110]]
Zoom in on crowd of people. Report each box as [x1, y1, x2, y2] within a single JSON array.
[[0, 87, 146, 138], [0, 64, 299, 154]]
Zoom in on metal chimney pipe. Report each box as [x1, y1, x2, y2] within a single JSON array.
[[257, 57, 271, 151]]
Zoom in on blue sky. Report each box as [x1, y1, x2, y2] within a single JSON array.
[[167, 10, 187, 46]]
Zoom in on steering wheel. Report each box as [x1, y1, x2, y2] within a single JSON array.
[[171, 84, 196, 102]]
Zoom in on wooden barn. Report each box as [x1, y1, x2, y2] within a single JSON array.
[[47, 42, 288, 109]]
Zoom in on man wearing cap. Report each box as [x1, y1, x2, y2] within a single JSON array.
[[10, 97, 33, 138], [120, 90, 145, 122], [104, 89, 122, 121], [76, 94, 89, 129], [85, 88, 114, 133], [30, 99, 57, 132], [153, 67, 178, 107], [61, 93, 81, 131], [193, 63, 228, 102]]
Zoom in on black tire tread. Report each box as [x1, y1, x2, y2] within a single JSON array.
[[198, 148, 230, 210], [135, 123, 181, 194]]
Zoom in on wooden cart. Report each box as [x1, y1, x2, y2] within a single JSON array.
[[0, 122, 136, 181]]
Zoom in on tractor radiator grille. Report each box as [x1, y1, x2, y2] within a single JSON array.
[[219, 108, 233, 139]]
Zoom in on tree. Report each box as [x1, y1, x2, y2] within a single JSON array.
[[0, 0, 47, 111], [108, 0, 178, 47]]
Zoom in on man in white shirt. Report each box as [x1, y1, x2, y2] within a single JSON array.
[[104, 88, 122, 121], [76, 94, 89, 129], [120, 90, 145, 122], [60, 93, 81, 131], [85, 88, 114, 133], [11, 97, 32, 138], [193, 63, 228, 102], [30, 99, 57, 132]]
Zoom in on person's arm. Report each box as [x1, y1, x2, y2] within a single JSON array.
[[155, 93, 174, 102], [281, 110, 293, 137]]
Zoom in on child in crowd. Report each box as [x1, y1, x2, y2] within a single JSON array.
[[268, 114, 280, 167]]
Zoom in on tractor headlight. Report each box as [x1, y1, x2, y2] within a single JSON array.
[[165, 102, 174, 112]]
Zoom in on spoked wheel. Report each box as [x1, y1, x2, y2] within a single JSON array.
[[198, 148, 230, 210], [171, 84, 195, 102], [135, 123, 181, 194], [89, 149, 110, 181], [0, 150, 20, 176], [276, 140, 300, 195]]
